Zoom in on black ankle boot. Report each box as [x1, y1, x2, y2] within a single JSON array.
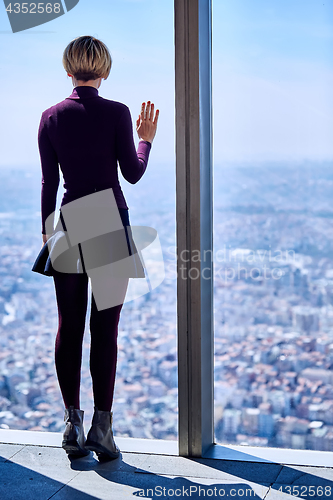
[[85, 406, 120, 460], [62, 405, 90, 456]]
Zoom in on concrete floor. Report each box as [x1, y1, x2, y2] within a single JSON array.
[[0, 440, 333, 500]]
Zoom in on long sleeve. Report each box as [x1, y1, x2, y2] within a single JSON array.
[[38, 112, 60, 234], [116, 106, 151, 184]]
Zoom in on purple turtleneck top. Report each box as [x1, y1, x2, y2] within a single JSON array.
[[38, 85, 151, 234]]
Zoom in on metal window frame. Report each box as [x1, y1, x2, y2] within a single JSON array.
[[175, 0, 214, 457]]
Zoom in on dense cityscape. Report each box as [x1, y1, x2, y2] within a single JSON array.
[[0, 163, 332, 451]]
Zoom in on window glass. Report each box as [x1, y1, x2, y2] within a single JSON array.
[[213, 0, 333, 451], [0, 1, 177, 440]]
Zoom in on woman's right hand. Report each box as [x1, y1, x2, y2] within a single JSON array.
[[136, 101, 159, 144]]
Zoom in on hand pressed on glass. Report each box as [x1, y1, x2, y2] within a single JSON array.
[[136, 101, 159, 144]]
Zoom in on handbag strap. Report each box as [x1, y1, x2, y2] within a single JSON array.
[[59, 208, 87, 274], [59, 208, 67, 232]]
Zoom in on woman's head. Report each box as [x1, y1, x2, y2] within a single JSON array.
[[62, 35, 112, 82]]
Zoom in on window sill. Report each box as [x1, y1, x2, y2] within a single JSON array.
[[0, 429, 332, 467]]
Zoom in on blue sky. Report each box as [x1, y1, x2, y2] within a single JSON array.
[[0, 0, 332, 170], [0, 0, 174, 171], [213, 0, 333, 163]]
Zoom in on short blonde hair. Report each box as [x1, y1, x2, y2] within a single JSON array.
[[62, 35, 112, 82]]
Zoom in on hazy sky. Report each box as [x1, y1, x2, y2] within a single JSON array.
[[0, 0, 332, 170], [213, 0, 333, 163]]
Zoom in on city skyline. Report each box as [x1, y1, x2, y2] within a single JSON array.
[[0, 164, 333, 451]]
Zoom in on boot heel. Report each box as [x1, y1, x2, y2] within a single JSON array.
[[62, 440, 88, 455], [62, 406, 90, 457], [85, 439, 120, 459], [85, 407, 120, 461]]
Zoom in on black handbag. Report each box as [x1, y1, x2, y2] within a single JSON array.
[[31, 209, 146, 278], [31, 235, 56, 277], [31, 210, 69, 277]]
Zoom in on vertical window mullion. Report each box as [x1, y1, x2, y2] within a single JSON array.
[[175, 0, 214, 457]]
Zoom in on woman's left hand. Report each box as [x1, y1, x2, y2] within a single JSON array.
[[42, 234, 51, 245]]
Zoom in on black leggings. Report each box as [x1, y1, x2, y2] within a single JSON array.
[[53, 270, 129, 412]]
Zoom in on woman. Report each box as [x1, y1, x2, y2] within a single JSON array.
[[38, 35, 159, 460]]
